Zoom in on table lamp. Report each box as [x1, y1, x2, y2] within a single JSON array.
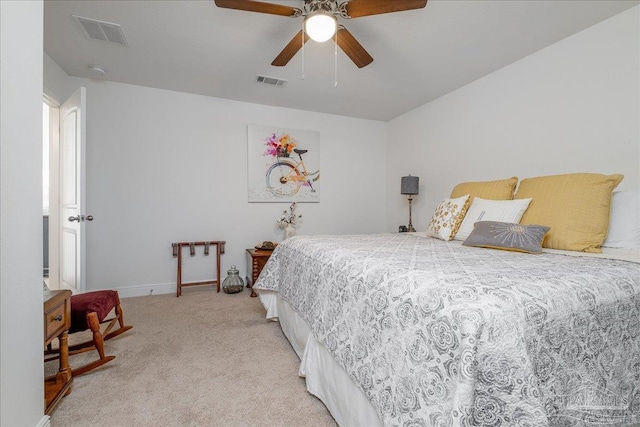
[[401, 175, 419, 232]]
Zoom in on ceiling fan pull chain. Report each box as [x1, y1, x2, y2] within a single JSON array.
[[301, 22, 305, 80], [334, 30, 338, 87]]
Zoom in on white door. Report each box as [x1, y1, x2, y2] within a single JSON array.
[[59, 87, 88, 293]]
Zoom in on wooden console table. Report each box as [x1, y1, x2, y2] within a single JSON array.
[[44, 290, 73, 415], [245, 248, 274, 298]]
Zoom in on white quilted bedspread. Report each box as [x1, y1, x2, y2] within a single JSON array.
[[255, 233, 640, 427]]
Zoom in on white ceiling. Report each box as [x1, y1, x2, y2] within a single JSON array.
[[44, 0, 638, 121]]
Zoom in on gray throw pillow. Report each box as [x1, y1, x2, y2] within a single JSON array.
[[462, 221, 550, 254]]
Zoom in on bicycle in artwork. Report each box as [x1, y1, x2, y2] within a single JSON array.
[[263, 133, 320, 197]]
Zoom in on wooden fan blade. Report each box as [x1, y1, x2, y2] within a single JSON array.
[[343, 0, 427, 18], [272, 30, 310, 66], [336, 27, 373, 68], [214, 0, 301, 17]]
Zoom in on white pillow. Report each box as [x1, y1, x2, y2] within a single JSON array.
[[426, 195, 470, 241], [454, 197, 532, 241], [603, 190, 640, 249]]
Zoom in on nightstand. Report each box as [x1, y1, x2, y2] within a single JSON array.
[[245, 248, 274, 297]]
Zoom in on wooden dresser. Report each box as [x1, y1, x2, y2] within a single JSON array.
[[44, 290, 73, 415]]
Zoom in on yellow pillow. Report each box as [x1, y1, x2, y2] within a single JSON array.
[[450, 176, 518, 201], [515, 173, 623, 253]]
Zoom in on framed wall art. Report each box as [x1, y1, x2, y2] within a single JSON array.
[[247, 125, 320, 203]]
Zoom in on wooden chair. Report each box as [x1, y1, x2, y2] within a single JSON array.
[[45, 290, 132, 376]]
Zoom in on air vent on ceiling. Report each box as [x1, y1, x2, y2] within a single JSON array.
[[256, 75, 287, 87], [73, 15, 128, 46]]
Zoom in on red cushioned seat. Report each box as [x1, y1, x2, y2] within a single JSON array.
[[70, 290, 118, 333]]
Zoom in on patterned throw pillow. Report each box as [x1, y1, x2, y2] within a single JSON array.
[[462, 221, 551, 254], [425, 195, 471, 241]]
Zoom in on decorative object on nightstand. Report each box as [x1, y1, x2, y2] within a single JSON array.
[[277, 202, 302, 240], [401, 175, 419, 232], [284, 224, 296, 240], [255, 241, 277, 251], [222, 265, 245, 294]]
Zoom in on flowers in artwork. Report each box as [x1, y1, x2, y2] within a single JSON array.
[[264, 133, 297, 158], [277, 202, 302, 227]]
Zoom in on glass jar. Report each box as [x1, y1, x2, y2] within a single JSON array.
[[222, 265, 244, 294]]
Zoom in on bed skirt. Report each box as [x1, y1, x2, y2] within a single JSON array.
[[259, 290, 382, 427]]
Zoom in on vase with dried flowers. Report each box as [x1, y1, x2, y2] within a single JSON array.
[[277, 202, 302, 240]]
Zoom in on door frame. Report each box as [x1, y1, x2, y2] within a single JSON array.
[[44, 93, 61, 290]]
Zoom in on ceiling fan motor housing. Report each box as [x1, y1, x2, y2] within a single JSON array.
[[303, 0, 353, 19], [304, 0, 338, 15]]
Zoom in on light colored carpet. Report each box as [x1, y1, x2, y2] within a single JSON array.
[[46, 287, 337, 427]]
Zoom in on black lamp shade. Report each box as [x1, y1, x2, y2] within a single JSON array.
[[401, 175, 419, 195]]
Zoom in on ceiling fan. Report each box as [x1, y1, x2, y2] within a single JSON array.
[[214, 0, 428, 68]]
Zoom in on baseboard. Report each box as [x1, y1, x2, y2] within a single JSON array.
[[114, 283, 176, 298], [36, 415, 51, 427]]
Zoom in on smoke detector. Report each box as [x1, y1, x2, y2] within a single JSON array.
[[88, 65, 107, 76]]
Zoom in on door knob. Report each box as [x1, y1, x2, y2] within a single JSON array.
[[68, 215, 94, 222]]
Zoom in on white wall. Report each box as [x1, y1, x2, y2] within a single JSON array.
[[0, 1, 46, 425], [43, 62, 388, 296], [44, 53, 74, 104], [387, 6, 640, 232], [43, 5, 639, 295]]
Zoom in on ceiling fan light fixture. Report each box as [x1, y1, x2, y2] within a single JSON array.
[[304, 13, 337, 42]]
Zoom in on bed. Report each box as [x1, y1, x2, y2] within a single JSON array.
[[254, 232, 640, 426]]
